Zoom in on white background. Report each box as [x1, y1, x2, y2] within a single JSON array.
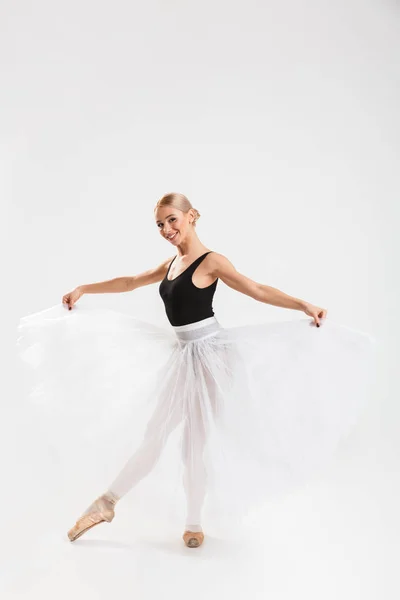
[[2, 0, 399, 598]]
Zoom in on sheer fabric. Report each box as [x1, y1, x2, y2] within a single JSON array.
[[17, 305, 376, 528]]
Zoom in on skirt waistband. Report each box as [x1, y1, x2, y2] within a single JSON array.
[[172, 316, 218, 331], [172, 316, 221, 343]]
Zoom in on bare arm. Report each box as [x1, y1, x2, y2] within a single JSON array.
[[209, 253, 306, 310], [209, 253, 327, 325], [78, 256, 175, 294]]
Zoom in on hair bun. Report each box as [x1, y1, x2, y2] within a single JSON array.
[[193, 208, 201, 223]]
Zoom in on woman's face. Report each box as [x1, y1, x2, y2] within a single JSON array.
[[155, 206, 191, 245]]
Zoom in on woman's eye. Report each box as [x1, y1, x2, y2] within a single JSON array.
[[157, 218, 175, 228]]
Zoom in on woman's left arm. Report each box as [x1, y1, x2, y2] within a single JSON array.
[[210, 253, 327, 327]]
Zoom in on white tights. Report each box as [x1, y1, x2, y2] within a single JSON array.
[[106, 390, 208, 533]]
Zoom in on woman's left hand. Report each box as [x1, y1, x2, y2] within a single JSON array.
[[303, 303, 328, 327]]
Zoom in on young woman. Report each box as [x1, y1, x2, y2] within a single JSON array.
[[17, 193, 375, 549]]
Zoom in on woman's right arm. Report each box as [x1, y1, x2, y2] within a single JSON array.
[[62, 256, 174, 309]]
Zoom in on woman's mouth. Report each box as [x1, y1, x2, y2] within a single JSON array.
[[166, 232, 178, 241]]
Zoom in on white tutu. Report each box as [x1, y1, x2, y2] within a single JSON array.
[[16, 304, 376, 529]]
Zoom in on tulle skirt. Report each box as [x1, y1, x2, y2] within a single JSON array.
[[16, 304, 376, 528]]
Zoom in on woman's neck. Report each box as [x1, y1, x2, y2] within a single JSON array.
[[175, 234, 209, 258]]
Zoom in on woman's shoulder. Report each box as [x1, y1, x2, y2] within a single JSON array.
[[208, 251, 230, 264], [207, 251, 236, 276]]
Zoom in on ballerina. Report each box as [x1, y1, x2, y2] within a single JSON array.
[[17, 192, 375, 549]]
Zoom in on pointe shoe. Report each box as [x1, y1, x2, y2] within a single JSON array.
[[67, 494, 117, 542], [182, 530, 205, 548]]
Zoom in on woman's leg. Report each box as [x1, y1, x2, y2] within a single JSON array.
[[181, 414, 208, 533], [106, 391, 184, 500], [181, 356, 222, 533]]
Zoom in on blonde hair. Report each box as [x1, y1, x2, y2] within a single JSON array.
[[154, 193, 201, 226]]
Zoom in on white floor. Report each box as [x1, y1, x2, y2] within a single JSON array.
[[1, 394, 398, 600]]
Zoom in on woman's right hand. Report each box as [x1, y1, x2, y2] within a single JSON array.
[[62, 286, 84, 310]]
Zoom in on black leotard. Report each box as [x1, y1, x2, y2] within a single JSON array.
[[159, 251, 218, 326]]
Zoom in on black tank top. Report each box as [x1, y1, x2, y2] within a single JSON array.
[[159, 251, 218, 326]]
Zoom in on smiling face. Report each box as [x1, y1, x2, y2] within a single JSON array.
[[155, 205, 193, 244]]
